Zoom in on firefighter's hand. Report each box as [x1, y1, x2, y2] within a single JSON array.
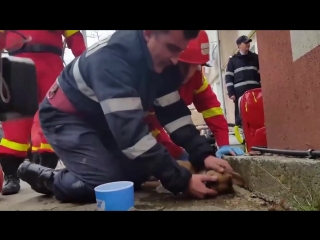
[[186, 174, 218, 199], [229, 95, 236, 100], [216, 145, 244, 159], [204, 155, 233, 173]]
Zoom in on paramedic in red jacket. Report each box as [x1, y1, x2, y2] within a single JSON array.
[[146, 30, 244, 160], [0, 30, 86, 195]]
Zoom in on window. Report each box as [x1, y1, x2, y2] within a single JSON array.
[[205, 42, 217, 66]]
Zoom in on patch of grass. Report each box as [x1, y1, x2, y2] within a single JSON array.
[[291, 184, 320, 211], [252, 162, 320, 211]]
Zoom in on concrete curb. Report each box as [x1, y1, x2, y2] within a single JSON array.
[[224, 155, 320, 205]]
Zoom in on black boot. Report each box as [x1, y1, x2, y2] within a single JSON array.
[[17, 161, 56, 195], [0, 155, 24, 195], [39, 152, 59, 169]]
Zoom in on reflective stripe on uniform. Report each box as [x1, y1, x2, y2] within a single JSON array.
[[31, 146, 38, 151], [85, 35, 111, 57], [0, 139, 30, 152], [234, 66, 257, 73], [100, 97, 143, 114], [194, 76, 209, 94], [234, 80, 260, 88], [71, 57, 98, 101], [40, 143, 54, 151], [164, 116, 193, 134], [151, 129, 160, 137], [63, 30, 79, 38], [122, 133, 157, 159], [226, 83, 233, 87], [225, 71, 234, 76], [202, 107, 223, 119], [234, 125, 244, 144], [154, 91, 180, 107]]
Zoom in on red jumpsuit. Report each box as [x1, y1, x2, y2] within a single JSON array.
[[146, 70, 229, 159], [0, 30, 86, 157]]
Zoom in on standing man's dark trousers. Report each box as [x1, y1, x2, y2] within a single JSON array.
[[234, 99, 242, 126], [17, 115, 150, 203]]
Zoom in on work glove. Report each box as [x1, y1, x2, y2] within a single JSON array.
[[216, 145, 244, 159], [176, 150, 189, 161]]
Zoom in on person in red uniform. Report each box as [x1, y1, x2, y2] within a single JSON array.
[[0, 30, 86, 195], [146, 30, 244, 161]]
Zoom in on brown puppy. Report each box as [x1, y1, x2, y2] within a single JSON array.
[[175, 160, 245, 195], [147, 160, 245, 196]]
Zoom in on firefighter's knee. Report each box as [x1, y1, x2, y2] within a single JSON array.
[[53, 169, 96, 203]]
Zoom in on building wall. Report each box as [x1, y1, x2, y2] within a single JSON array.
[[219, 30, 239, 67], [256, 30, 320, 150], [203, 30, 219, 83]]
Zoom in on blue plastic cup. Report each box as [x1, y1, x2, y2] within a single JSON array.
[[94, 181, 134, 211]]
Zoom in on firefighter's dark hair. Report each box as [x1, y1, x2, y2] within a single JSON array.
[[156, 30, 200, 40], [182, 30, 200, 40]]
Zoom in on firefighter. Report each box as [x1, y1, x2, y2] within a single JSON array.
[[225, 35, 260, 126], [0, 30, 86, 195], [17, 30, 234, 203], [146, 30, 244, 159]]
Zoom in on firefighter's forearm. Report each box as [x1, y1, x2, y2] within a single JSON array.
[[146, 111, 185, 159], [193, 85, 230, 147], [170, 124, 215, 168], [65, 32, 86, 57], [205, 116, 230, 147], [155, 97, 215, 168]]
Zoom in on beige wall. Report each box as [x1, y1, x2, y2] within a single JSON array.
[[219, 30, 239, 67]]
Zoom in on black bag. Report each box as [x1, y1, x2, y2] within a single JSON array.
[[0, 56, 38, 121]]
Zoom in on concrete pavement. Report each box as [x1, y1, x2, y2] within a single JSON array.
[[0, 180, 271, 211]]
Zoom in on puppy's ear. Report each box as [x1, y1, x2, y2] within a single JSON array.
[[231, 172, 245, 187]]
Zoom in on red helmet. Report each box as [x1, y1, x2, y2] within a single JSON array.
[[178, 30, 210, 65]]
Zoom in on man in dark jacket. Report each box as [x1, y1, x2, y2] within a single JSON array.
[[225, 35, 260, 126], [17, 30, 233, 203]]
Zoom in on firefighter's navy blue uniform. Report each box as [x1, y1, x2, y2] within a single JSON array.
[[225, 51, 260, 125], [18, 30, 216, 203]]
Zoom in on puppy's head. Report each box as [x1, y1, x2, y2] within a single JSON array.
[[205, 170, 245, 194], [205, 170, 234, 194], [176, 160, 245, 195]]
